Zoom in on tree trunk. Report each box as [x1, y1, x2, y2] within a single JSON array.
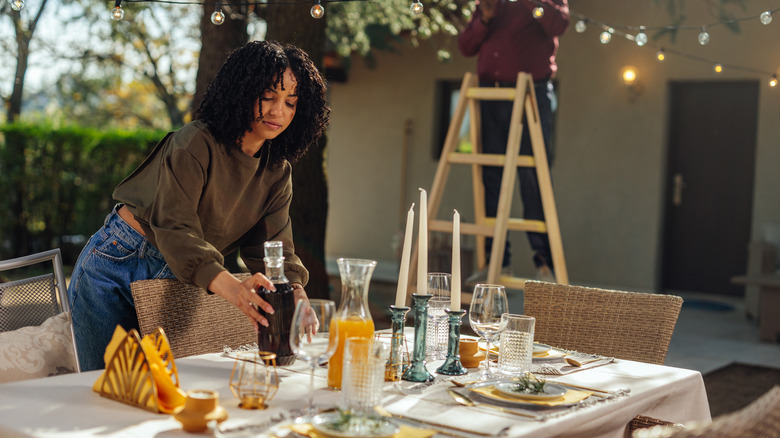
[[264, 7, 330, 300], [191, 1, 249, 113]]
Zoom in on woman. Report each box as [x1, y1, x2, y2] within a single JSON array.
[[67, 41, 330, 371]]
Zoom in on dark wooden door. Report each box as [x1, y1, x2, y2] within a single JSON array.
[[661, 81, 758, 295]]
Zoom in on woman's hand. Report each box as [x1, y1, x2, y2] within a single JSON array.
[[208, 271, 276, 332]]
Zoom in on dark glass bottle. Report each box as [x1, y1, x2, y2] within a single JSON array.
[[256, 241, 296, 365]]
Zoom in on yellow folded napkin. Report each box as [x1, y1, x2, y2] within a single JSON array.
[[288, 423, 436, 438], [93, 325, 186, 414], [470, 386, 591, 407]]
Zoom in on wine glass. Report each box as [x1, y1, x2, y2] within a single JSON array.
[[468, 284, 508, 379], [290, 299, 337, 417]]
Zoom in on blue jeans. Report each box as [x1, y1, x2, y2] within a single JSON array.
[[479, 80, 557, 269], [67, 205, 175, 371]]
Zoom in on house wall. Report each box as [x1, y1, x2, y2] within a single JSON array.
[[324, 1, 780, 291]]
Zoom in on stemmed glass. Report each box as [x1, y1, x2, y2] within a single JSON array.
[[290, 299, 337, 417], [468, 284, 508, 380]]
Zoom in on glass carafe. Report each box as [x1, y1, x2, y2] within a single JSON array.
[[327, 258, 377, 389]]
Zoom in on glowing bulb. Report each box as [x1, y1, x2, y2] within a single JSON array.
[[532, 6, 544, 18], [656, 48, 665, 62], [635, 26, 647, 46], [111, 5, 124, 20], [698, 27, 710, 45], [310, 2, 324, 19], [599, 28, 613, 44], [713, 63, 723, 73], [211, 2, 225, 25], [410, 0, 423, 15], [10, 0, 24, 11], [770, 75, 778, 88], [760, 11, 772, 25], [575, 20, 587, 33], [621, 67, 637, 84]]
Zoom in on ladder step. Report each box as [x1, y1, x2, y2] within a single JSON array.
[[498, 275, 531, 290], [446, 152, 535, 168], [429, 218, 547, 235], [465, 87, 517, 101]]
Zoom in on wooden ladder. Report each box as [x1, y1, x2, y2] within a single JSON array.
[[413, 72, 568, 292]]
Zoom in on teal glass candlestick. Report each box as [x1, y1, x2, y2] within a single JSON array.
[[387, 305, 410, 381], [402, 294, 435, 382], [436, 308, 467, 375]]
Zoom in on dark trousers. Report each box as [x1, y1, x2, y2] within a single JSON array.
[[479, 80, 556, 269]]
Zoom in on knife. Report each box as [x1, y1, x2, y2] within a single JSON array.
[[446, 389, 543, 421]]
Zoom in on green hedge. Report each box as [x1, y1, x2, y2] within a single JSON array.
[[0, 123, 167, 262]]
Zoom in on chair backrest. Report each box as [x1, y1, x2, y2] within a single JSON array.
[[523, 280, 683, 365], [131, 275, 256, 359], [0, 248, 81, 379], [634, 386, 780, 438]]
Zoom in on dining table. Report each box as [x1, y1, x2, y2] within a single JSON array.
[[0, 339, 711, 438]]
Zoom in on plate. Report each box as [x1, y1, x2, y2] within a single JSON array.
[[494, 381, 567, 401], [311, 412, 399, 438], [533, 343, 551, 354]]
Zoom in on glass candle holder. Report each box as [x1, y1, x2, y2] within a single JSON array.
[[228, 351, 279, 410]]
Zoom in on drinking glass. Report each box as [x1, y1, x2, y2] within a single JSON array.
[[426, 272, 451, 360], [468, 284, 508, 379], [497, 314, 535, 376], [290, 299, 337, 417], [341, 338, 388, 415]]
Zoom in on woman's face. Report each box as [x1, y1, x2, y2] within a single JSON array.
[[243, 67, 298, 154]]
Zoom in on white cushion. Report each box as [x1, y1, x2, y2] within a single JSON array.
[[0, 312, 78, 383]]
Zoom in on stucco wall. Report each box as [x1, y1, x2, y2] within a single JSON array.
[[325, 1, 780, 291]]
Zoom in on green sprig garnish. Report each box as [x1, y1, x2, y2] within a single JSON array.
[[509, 373, 547, 394]]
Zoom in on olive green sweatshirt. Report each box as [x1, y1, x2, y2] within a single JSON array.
[[113, 120, 308, 291]]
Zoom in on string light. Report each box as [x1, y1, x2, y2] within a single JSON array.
[[410, 0, 423, 16], [770, 75, 778, 88], [110, 0, 125, 20], [697, 26, 710, 45], [210, 2, 225, 25], [656, 48, 665, 62], [713, 63, 723, 73], [599, 27, 614, 44], [10, 0, 24, 11], [310, 0, 324, 19], [575, 19, 587, 33], [532, 6, 544, 19], [760, 11, 772, 25], [635, 25, 647, 46]]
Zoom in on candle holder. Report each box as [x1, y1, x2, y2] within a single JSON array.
[[436, 309, 468, 375], [402, 294, 435, 383], [386, 305, 410, 381]]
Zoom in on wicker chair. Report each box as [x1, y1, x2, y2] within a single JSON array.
[[523, 280, 683, 365], [633, 386, 780, 438], [131, 274, 256, 359]]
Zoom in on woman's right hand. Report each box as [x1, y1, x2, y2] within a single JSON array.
[[208, 271, 276, 331]]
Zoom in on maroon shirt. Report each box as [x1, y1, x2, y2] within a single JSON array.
[[458, 0, 569, 82]]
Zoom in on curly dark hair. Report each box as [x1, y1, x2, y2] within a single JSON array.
[[194, 40, 330, 164]]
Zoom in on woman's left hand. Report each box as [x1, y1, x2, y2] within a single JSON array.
[[291, 283, 308, 305]]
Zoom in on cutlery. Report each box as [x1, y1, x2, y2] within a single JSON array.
[[546, 381, 611, 397], [374, 405, 489, 437], [446, 389, 543, 421], [563, 354, 603, 367]]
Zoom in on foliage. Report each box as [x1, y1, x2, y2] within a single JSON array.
[[0, 122, 166, 260]]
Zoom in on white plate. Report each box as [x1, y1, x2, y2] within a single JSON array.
[[533, 343, 551, 354], [494, 381, 567, 401], [311, 413, 399, 438]]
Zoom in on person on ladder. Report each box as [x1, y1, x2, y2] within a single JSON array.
[[458, 0, 569, 283]]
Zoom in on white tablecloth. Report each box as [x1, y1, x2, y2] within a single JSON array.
[[0, 352, 710, 438]]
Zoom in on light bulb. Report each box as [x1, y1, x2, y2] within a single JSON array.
[[575, 20, 587, 33], [698, 27, 710, 45], [656, 48, 665, 62], [111, 5, 124, 20], [770, 75, 778, 87], [211, 10, 225, 25], [10, 0, 24, 11], [635, 26, 647, 46], [622, 68, 637, 84], [713, 63, 723, 73], [599, 28, 613, 44], [410, 0, 423, 15], [532, 6, 544, 18], [310, 3, 324, 19], [760, 11, 772, 25]]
